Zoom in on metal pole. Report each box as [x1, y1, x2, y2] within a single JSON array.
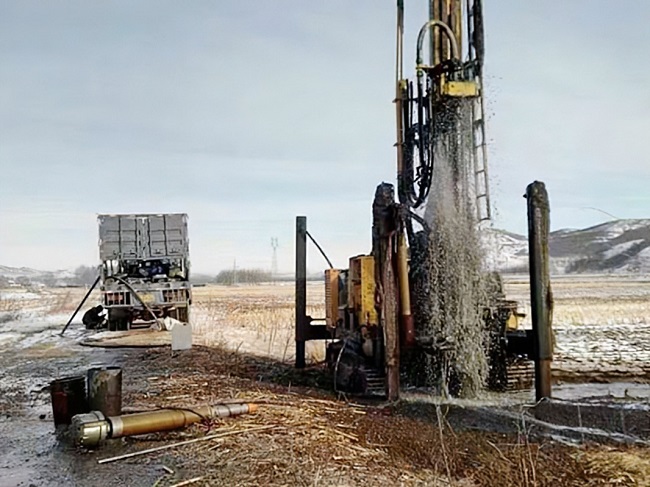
[[396, 232, 415, 348], [60, 274, 101, 336], [526, 181, 553, 401], [295, 216, 307, 368]]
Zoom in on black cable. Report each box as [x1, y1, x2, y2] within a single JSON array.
[[306, 231, 334, 269]]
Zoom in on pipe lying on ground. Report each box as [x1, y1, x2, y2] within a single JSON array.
[[71, 403, 258, 447]]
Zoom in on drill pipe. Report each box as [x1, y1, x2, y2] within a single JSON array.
[[72, 403, 258, 447], [396, 232, 416, 348]]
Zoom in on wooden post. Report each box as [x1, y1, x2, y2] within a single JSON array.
[[295, 216, 307, 369], [372, 183, 400, 401], [526, 181, 553, 401]]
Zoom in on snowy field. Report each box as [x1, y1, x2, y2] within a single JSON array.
[[503, 274, 650, 381], [1, 276, 649, 383]]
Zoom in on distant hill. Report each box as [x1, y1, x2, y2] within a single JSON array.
[[0, 265, 79, 288], [483, 219, 650, 274], [3, 219, 650, 285]]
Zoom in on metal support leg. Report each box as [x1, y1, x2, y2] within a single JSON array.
[[60, 275, 101, 336], [295, 216, 307, 369], [526, 181, 554, 401]]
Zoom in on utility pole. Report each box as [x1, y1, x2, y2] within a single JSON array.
[[232, 258, 237, 286], [271, 237, 279, 282]]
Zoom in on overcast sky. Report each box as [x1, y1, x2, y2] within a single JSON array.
[[1, 1, 648, 274]]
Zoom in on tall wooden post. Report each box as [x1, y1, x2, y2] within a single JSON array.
[[295, 216, 307, 369], [526, 181, 553, 401], [372, 183, 400, 401]]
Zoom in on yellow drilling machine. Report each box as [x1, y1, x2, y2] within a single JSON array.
[[295, 1, 534, 400]]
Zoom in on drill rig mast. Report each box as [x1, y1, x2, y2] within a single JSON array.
[[395, 0, 489, 223], [393, 0, 496, 396], [296, 1, 532, 400]]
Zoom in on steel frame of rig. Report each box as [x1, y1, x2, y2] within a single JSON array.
[[294, 1, 553, 401]]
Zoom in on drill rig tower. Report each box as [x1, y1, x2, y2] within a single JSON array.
[[296, 1, 532, 400], [395, 0, 489, 221], [393, 0, 494, 396]]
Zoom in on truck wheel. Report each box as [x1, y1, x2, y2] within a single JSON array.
[[118, 318, 129, 331], [175, 307, 189, 323], [108, 309, 129, 332]]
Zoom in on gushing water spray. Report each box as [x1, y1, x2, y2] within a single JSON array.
[[420, 99, 489, 397], [396, 1, 492, 398]]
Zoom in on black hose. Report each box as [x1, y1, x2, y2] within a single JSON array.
[[306, 231, 334, 269], [104, 275, 161, 326]]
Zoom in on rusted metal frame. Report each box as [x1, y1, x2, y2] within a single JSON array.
[[295, 216, 308, 368]]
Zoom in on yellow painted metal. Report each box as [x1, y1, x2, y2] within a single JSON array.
[[139, 292, 156, 304], [441, 80, 479, 97], [507, 310, 527, 331], [506, 312, 519, 330], [72, 403, 258, 447], [110, 404, 257, 438], [348, 255, 378, 327], [324, 269, 340, 329]]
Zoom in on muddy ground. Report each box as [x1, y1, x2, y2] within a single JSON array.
[[0, 327, 648, 486], [1, 282, 650, 486]]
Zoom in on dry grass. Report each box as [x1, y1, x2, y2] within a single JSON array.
[[191, 283, 326, 363], [119, 345, 649, 486], [503, 276, 650, 327], [579, 448, 650, 486]]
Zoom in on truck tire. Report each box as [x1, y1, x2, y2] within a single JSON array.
[[108, 309, 130, 332], [108, 318, 118, 332], [175, 307, 189, 323], [118, 318, 129, 331]]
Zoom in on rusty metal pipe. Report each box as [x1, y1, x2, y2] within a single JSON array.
[[396, 233, 416, 348], [87, 366, 122, 417], [72, 403, 258, 447]]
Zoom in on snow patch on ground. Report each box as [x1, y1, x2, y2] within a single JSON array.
[[0, 291, 41, 301], [0, 310, 86, 349]]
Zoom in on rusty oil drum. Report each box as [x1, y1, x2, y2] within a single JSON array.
[[87, 366, 122, 417], [50, 376, 88, 427]]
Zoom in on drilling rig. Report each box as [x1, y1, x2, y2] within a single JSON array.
[[295, 0, 533, 400]]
